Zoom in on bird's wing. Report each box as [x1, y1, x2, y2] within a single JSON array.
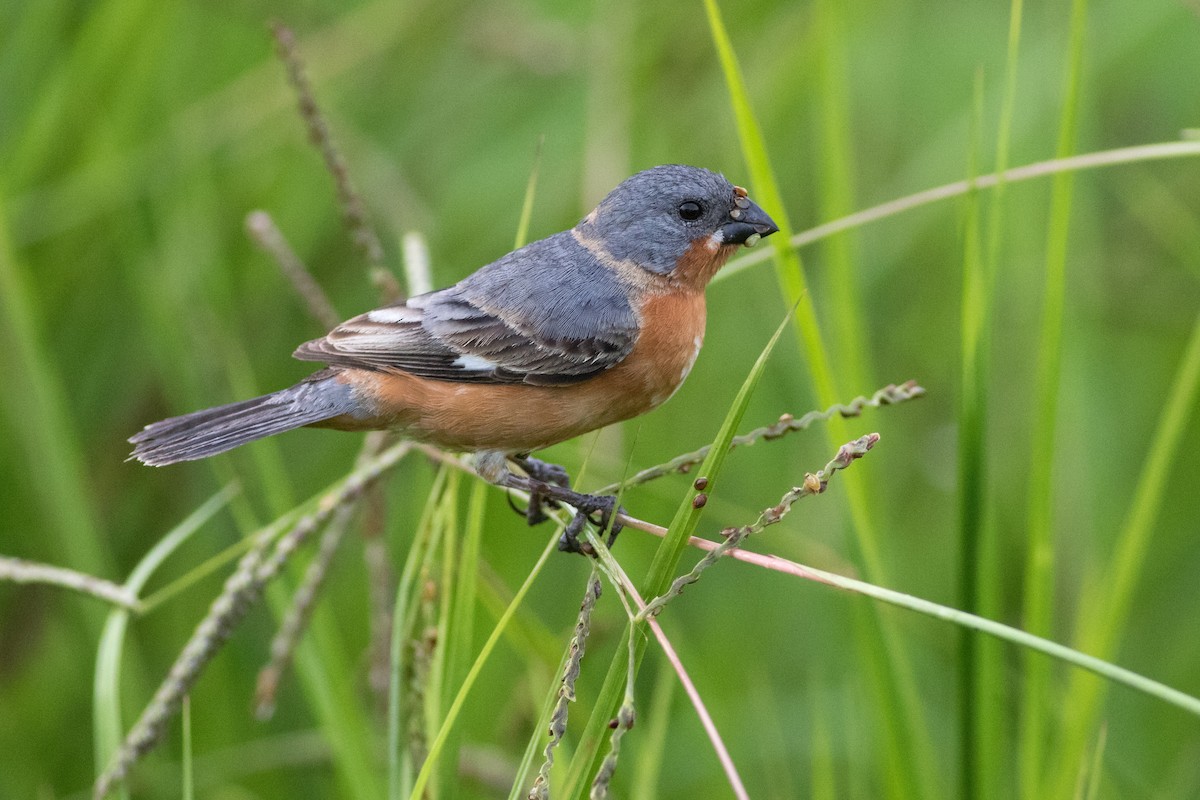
[[293, 233, 640, 386]]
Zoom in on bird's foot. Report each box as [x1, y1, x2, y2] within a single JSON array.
[[500, 457, 624, 556], [556, 492, 624, 556], [508, 455, 572, 525]]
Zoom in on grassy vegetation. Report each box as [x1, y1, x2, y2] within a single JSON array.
[[2, 1, 1199, 798]]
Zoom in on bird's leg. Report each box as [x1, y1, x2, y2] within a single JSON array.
[[501, 456, 624, 556], [509, 454, 571, 526], [512, 454, 572, 488]]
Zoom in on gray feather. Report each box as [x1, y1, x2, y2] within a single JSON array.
[[576, 165, 735, 274], [295, 232, 639, 385], [129, 377, 359, 465]]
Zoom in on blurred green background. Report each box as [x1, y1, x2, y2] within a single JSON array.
[[2, 0, 1198, 797]]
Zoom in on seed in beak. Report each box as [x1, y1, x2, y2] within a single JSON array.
[[744, 232, 762, 247]]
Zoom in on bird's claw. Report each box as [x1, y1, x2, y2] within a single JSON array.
[[524, 483, 556, 526], [506, 455, 570, 525], [558, 494, 625, 556], [500, 456, 624, 556]]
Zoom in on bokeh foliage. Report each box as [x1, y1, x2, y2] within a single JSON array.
[[1, 0, 1198, 797]]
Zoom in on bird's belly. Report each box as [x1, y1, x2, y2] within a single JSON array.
[[342, 289, 707, 453]]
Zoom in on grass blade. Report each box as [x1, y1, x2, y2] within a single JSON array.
[[409, 528, 561, 800], [1018, 0, 1089, 793], [93, 486, 237, 798], [703, 2, 938, 795], [181, 695, 193, 800], [1047, 310, 1200, 797], [746, 552, 1200, 717], [561, 306, 791, 794], [962, 5, 1025, 798], [514, 137, 544, 250], [388, 466, 450, 800], [0, 193, 111, 581], [957, 68, 990, 800]]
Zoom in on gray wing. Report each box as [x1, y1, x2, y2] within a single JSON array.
[[293, 232, 640, 386]]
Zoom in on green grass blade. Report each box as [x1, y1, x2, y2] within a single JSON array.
[[961, 2, 1026, 789], [514, 137, 543, 250], [704, 2, 938, 795], [389, 465, 450, 800], [409, 528, 561, 800], [1047, 310, 1200, 797], [427, 470, 463, 798], [965, 3, 1025, 797], [0, 193, 111, 581], [437, 478, 486, 790], [958, 69, 990, 800], [812, 0, 871, 394], [181, 695, 193, 800], [1018, 0, 1089, 793], [702, 0, 834, 401], [1081, 725, 1108, 800], [93, 486, 237, 796], [561, 308, 791, 795], [776, 559, 1200, 717]]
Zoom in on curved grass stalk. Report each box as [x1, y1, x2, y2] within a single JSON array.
[[716, 140, 1200, 284]]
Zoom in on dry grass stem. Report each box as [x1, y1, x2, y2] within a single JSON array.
[[269, 20, 398, 300], [595, 382, 919, 493], [363, 478, 396, 707], [528, 569, 603, 800], [402, 231, 434, 296], [245, 210, 340, 330], [638, 432, 880, 620], [0, 556, 138, 609], [93, 442, 412, 799], [254, 501, 357, 720], [721, 140, 1200, 280]]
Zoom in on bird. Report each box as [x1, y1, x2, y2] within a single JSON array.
[[130, 164, 780, 551]]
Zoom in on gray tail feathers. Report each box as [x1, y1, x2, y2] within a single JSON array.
[[129, 377, 360, 466]]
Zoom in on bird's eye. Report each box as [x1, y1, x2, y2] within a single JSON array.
[[677, 201, 703, 221]]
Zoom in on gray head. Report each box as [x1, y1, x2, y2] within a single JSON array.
[[577, 164, 779, 276]]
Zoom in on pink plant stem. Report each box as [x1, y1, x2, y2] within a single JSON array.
[[605, 557, 750, 800]]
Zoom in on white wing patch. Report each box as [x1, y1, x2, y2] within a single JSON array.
[[453, 353, 501, 372], [366, 306, 422, 324]]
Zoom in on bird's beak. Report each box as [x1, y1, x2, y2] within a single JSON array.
[[718, 196, 780, 247]]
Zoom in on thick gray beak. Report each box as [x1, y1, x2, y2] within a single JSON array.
[[719, 198, 780, 246]]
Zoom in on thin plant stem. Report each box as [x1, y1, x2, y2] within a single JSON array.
[[717, 141, 1200, 283], [589, 533, 749, 800], [629, 528, 1200, 719], [244, 210, 340, 330], [1019, 0, 1089, 793], [407, 528, 562, 800], [0, 557, 137, 609]]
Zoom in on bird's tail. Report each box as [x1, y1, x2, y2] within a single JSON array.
[[129, 376, 360, 466]]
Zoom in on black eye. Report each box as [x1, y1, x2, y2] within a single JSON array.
[[677, 201, 703, 221]]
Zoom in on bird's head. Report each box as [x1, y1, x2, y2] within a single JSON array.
[[576, 164, 780, 286]]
